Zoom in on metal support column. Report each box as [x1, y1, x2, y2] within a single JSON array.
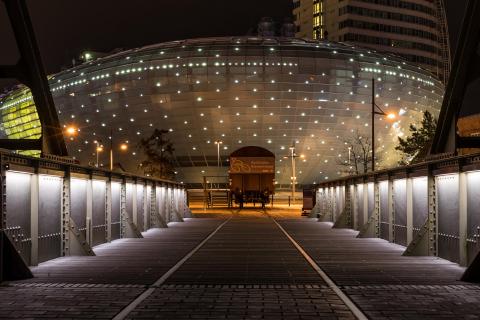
[[0, 161, 5, 231], [60, 173, 71, 256], [86, 178, 93, 246], [363, 183, 368, 225], [105, 179, 112, 242], [132, 183, 138, 227], [150, 184, 156, 227], [388, 179, 396, 243], [406, 177, 413, 244], [374, 182, 380, 237], [459, 172, 468, 266], [352, 184, 358, 230], [143, 184, 148, 230], [428, 173, 438, 256], [30, 173, 39, 265], [61, 171, 93, 257], [120, 180, 127, 238], [331, 187, 336, 222]]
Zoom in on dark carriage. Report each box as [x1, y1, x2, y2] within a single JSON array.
[[229, 146, 275, 207]]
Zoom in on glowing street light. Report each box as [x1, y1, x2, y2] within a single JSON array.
[[65, 125, 77, 136], [386, 113, 396, 120], [120, 143, 128, 151]]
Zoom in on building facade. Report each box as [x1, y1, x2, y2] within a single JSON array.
[[0, 37, 443, 185], [293, 0, 451, 83]]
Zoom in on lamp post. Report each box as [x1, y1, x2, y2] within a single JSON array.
[[65, 125, 127, 170], [290, 145, 296, 205], [95, 141, 103, 168], [371, 78, 396, 172], [214, 140, 222, 167]]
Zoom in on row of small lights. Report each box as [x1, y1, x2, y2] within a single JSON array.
[[49, 43, 438, 92]]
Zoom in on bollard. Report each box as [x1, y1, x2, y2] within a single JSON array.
[[288, 196, 291, 207]]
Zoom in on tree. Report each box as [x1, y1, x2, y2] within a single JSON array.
[[395, 110, 437, 165], [137, 129, 175, 179], [336, 130, 374, 175]]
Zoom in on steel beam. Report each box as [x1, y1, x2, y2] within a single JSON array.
[[2, 0, 67, 156], [430, 0, 480, 153], [0, 139, 42, 151], [406, 178, 413, 244], [459, 172, 468, 266], [86, 178, 93, 246], [30, 173, 38, 265], [389, 179, 396, 243], [105, 179, 112, 242]]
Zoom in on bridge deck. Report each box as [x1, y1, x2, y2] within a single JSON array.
[[1, 210, 479, 319]]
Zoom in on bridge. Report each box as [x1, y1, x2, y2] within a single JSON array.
[[1, 0, 480, 319]]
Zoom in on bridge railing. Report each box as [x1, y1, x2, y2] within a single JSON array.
[[313, 152, 480, 281], [0, 150, 190, 270]]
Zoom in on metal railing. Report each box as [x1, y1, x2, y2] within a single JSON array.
[[313, 152, 480, 280], [0, 150, 190, 269]]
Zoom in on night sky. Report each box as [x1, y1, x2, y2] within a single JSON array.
[[0, 0, 468, 89]]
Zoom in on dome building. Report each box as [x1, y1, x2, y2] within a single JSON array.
[[0, 37, 443, 185]]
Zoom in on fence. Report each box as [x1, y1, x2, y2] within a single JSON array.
[[0, 150, 189, 279], [313, 152, 480, 281]]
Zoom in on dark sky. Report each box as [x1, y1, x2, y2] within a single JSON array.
[[0, 0, 468, 83]]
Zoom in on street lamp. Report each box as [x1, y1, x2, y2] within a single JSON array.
[[371, 78, 396, 172], [65, 126, 77, 136], [65, 124, 127, 170], [214, 140, 223, 167], [285, 144, 298, 205], [94, 140, 104, 168]]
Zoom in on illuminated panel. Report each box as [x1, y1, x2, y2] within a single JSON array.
[[0, 88, 41, 156]]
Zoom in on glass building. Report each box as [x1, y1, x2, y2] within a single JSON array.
[[0, 37, 443, 185]]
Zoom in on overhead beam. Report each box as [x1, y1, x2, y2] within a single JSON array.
[[0, 139, 42, 150], [1, 0, 67, 156], [430, 0, 480, 154]]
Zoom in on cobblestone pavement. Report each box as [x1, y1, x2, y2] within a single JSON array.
[[127, 214, 355, 319], [2, 209, 480, 319], [126, 284, 354, 320], [278, 219, 480, 319], [1, 218, 224, 319]]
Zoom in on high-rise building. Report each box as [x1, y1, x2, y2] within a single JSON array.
[[293, 0, 451, 83]]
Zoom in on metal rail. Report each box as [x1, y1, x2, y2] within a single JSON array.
[[0, 150, 191, 281], [313, 152, 480, 281]]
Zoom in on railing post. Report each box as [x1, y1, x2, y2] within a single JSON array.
[[30, 172, 39, 266], [389, 178, 396, 243], [427, 171, 438, 256], [143, 183, 148, 230], [60, 171, 69, 258], [363, 182, 368, 225], [132, 182, 138, 227], [105, 178, 112, 242], [0, 161, 5, 231], [352, 184, 358, 230], [459, 172, 468, 266], [373, 181, 380, 238], [86, 177, 93, 246], [331, 186, 336, 222], [406, 177, 413, 244], [120, 179, 127, 238]]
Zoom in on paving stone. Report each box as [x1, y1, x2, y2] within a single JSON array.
[[1, 212, 479, 319]]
